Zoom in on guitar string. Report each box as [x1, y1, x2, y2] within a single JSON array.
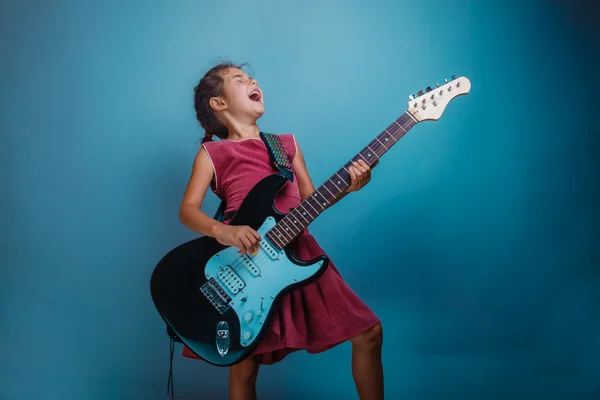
[[264, 112, 415, 250], [220, 114, 413, 290], [216, 113, 415, 297], [223, 114, 413, 284]]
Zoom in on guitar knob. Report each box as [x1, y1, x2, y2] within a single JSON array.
[[243, 311, 254, 323], [243, 330, 253, 341]]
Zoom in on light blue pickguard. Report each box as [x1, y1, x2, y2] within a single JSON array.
[[204, 216, 324, 350]]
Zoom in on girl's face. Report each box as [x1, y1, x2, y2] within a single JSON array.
[[216, 67, 264, 122]]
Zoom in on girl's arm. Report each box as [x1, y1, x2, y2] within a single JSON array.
[[179, 147, 225, 237], [179, 148, 261, 254], [290, 143, 318, 201]]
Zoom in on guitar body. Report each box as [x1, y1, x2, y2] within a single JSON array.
[[150, 174, 329, 366]]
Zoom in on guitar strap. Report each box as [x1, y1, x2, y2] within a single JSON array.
[[213, 132, 294, 222], [260, 131, 295, 182]]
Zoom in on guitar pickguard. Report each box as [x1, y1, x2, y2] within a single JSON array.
[[204, 216, 324, 349]]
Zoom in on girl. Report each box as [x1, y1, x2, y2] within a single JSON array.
[[179, 62, 384, 400]]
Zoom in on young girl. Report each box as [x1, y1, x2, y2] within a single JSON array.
[[178, 62, 384, 400]]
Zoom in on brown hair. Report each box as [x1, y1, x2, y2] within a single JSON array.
[[193, 61, 247, 143]]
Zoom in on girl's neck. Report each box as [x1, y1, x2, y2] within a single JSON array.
[[225, 122, 260, 141]]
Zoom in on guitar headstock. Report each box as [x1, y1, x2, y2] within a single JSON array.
[[407, 75, 471, 122]]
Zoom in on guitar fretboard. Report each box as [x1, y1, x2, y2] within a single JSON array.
[[265, 111, 418, 250]]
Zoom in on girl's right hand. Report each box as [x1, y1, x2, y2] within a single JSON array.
[[214, 224, 261, 254]]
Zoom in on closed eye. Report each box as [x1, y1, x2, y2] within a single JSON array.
[[232, 74, 250, 83]]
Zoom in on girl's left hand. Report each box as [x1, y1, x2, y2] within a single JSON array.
[[347, 159, 377, 192]]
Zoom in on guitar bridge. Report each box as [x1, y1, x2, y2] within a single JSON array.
[[200, 278, 232, 314]]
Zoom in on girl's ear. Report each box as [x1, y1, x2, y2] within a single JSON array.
[[209, 96, 227, 112]]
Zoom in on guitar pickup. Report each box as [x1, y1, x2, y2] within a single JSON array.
[[240, 254, 261, 276], [259, 238, 279, 260], [217, 265, 245, 295]]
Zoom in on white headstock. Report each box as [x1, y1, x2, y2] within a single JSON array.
[[407, 75, 471, 122]]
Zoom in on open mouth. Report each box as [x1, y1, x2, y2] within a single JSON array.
[[249, 89, 261, 102]]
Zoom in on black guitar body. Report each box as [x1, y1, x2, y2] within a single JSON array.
[[150, 174, 329, 366]]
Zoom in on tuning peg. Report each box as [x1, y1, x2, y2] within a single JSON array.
[[451, 74, 457, 80], [425, 86, 433, 92], [417, 90, 424, 96], [409, 94, 414, 100], [435, 82, 440, 87], [444, 78, 448, 83]]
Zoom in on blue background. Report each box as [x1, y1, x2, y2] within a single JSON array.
[[1, 0, 598, 399]]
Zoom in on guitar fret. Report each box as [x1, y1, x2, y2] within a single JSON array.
[[384, 129, 397, 142], [273, 226, 288, 243], [268, 229, 285, 249], [366, 145, 380, 159], [277, 225, 291, 241], [323, 180, 339, 196], [335, 172, 349, 186], [288, 218, 302, 236], [323, 184, 335, 198], [304, 200, 320, 216], [311, 191, 327, 210], [360, 148, 378, 165], [286, 213, 300, 228], [376, 136, 389, 150], [394, 120, 407, 132], [289, 212, 302, 228], [324, 185, 336, 202], [295, 205, 312, 223], [300, 203, 315, 220], [313, 191, 330, 206], [279, 219, 297, 239], [329, 178, 343, 193]]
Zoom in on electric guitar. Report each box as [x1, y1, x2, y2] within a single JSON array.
[[150, 75, 471, 366]]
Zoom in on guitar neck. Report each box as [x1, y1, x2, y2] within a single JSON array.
[[265, 111, 418, 250]]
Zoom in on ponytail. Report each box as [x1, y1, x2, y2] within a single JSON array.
[[201, 132, 214, 144]]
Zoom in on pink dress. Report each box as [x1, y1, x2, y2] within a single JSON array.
[[181, 134, 380, 365]]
